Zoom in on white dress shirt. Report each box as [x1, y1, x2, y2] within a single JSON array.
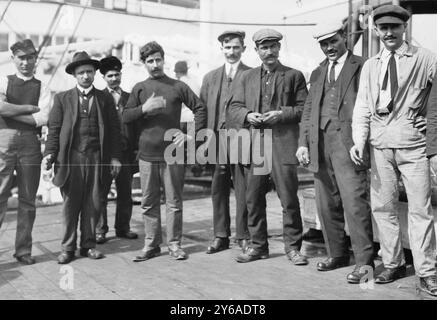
[[225, 60, 241, 80], [328, 50, 348, 82], [77, 84, 95, 112]]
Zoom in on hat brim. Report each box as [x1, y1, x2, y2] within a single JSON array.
[[374, 16, 406, 25], [66, 59, 100, 75], [255, 37, 281, 44], [315, 31, 338, 42]]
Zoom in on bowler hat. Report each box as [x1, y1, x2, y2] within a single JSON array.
[[65, 51, 100, 75], [10, 39, 37, 55], [217, 30, 246, 43], [252, 29, 283, 44], [100, 56, 122, 75], [373, 4, 410, 25], [174, 61, 188, 73]]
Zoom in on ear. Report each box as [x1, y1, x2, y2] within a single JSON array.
[[242, 45, 246, 53]]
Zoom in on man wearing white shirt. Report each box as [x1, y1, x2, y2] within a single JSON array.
[[0, 39, 51, 265], [296, 20, 374, 283]]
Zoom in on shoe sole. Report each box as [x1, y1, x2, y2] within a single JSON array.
[[317, 262, 349, 272], [375, 272, 406, 284], [132, 252, 161, 262], [57, 257, 75, 264], [235, 254, 269, 263], [417, 285, 437, 297], [206, 247, 229, 254]]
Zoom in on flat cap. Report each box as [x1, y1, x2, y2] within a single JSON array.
[[217, 30, 246, 43], [174, 60, 188, 73], [10, 39, 37, 55], [100, 56, 122, 75], [313, 19, 345, 42], [372, 4, 410, 25], [252, 28, 283, 44]]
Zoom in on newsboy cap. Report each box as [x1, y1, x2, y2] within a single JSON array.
[[100, 56, 122, 75], [372, 4, 410, 25], [313, 19, 345, 42], [65, 51, 100, 75], [217, 30, 246, 42], [252, 28, 283, 44], [10, 39, 37, 55], [174, 60, 188, 73]]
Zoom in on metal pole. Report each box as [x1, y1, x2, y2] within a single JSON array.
[[348, 0, 353, 50], [362, 0, 369, 59], [405, 4, 413, 43]]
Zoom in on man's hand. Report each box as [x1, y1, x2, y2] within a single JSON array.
[[42, 154, 54, 170], [110, 158, 122, 177], [262, 110, 282, 125], [296, 146, 310, 166], [350, 144, 364, 165], [246, 112, 264, 126], [173, 131, 193, 148], [414, 115, 427, 133], [141, 92, 166, 115]]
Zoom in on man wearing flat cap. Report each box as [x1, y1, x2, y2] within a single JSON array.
[[44, 51, 122, 264], [351, 4, 437, 296], [95, 56, 138, 244], [0, 39, 51, 265], [200, 30, 251, 255], [228, 28, 308, 264], [296, 19, 374, 283]]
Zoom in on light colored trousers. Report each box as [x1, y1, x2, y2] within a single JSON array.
[[139, 159, 185, 251], [370, 146, 436, 277]]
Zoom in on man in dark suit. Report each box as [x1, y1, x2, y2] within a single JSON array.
[[200, 30, 251, 254], [96, 56, 138, 244], [227, 29, 308, 264], [43, 51, 122, 264], [296, 20, 374, 283]]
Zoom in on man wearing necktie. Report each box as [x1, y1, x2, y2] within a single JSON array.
[[296, 19, 374, 283], [43, 51, 122, 264], [95, 56, 138, 244], [0, 39, 51, 265], [351, 4, 437, 296], [200, 30, 251, 254]]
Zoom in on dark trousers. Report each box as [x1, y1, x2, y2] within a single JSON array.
[[60, 149, 101, 252], [97, 156, 133, 235], [245, 144, 302, 252], [314, 126, 374, 265], [211, 162, 249, 240]]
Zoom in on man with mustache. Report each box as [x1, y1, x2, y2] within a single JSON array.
[[296, 20, 374, 283], [227, 29, 308, 263], [351, 4, 437, 296], [95, 56, 138, 244], [123, 41, 206, 262], [200, 30, 251, 254], [0, 39, 51, 265], [44, 51, 122, 264]]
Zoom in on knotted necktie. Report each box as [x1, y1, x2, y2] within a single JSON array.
[[329, 61, 338, 83], [381, 52, 398, 113], [79, 89, 94, 114]]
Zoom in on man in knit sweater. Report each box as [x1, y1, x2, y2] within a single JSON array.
[[123, 41, 206, 262]]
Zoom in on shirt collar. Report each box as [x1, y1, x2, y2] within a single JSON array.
[[225, 60, 241, 73], [77, 84, 94, 95], [16, 73, 34, 81], [108, 86, 121, 94], [378, 41, 410, 59], [261, 62, 278, 76]]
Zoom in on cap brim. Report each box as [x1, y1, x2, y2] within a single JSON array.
[[315, 31, 338, 42], [374, 16, 405, 25], [66, 59, 100, 74], [255, 37, 281, 44], [13, 48, 37, 56], [218, 32, 244, 42]]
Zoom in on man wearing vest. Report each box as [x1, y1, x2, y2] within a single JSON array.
[[43, 51, 122, 264], [296, 20, 374, 283], [351, 4, 437, 296], [0, 39, 51, 265], [96, 56, 138, 244], [200, 30, 251, 254]]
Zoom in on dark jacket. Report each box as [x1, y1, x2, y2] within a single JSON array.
[[298, 52, 368, 172], [227, 62, 308, 164], [45, 87, 122, 188]]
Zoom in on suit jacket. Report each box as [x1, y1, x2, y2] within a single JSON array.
[[298, 52, 367, 173], [427, 74, 437, 157], [227, 62, 308, 165], [200, 62, 251, 131], [45, 87, 122, 188]]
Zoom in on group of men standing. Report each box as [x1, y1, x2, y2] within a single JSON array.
[[0, 3, 436, 298]]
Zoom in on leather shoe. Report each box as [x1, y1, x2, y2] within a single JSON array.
[[302, 228, 325, 243], [168, 246, 188, 260], [347, 264, 375, 284], [96, 233, 107, 244], [317, 256, 350, 271], [236, 239, 250, 253], [418, 275, 437, 297], [14, 254, 35, 265], [116, 231, 138, 239], [133, 247, 161, 262], [286, 249, 308, 265], [79, 248, 104, 259], [235, 247, 269, 263], [375, 266, 406, 284], [206, 237, 229, 254], [57, 251, 75, 264]]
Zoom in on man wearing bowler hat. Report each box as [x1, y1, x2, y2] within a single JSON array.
[[227, 29, 308, 263], [296, 19, 374, 283], [44, 51, 122, 264], [0, 39, 51, 265], [200, 30, 251, 254], [351, 4, 437, 296], [95, 56, 138, 244]]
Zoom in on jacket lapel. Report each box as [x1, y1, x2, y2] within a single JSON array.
[[251, 67, 261, 112], [272, 64, 285, 106], [338, 53, 360, 107], [94, 90, 105, 157], [313, 61, 328, 109], [212, 66, 225, 109]]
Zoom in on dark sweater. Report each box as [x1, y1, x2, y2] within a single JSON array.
[[122, 75, 206, 161]]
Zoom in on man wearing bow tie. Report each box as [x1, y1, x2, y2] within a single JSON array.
[[44, 51, 122, 264], [95, 56, 138, 244], [0, 39, 51, 265]]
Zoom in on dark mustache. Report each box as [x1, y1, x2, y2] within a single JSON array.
[[384, 36, 396, 40]]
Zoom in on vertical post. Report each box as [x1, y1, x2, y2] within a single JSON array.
[[405, 4, 413, 43], [348, 0, 353, 50], [362, 0, 369, 59]]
